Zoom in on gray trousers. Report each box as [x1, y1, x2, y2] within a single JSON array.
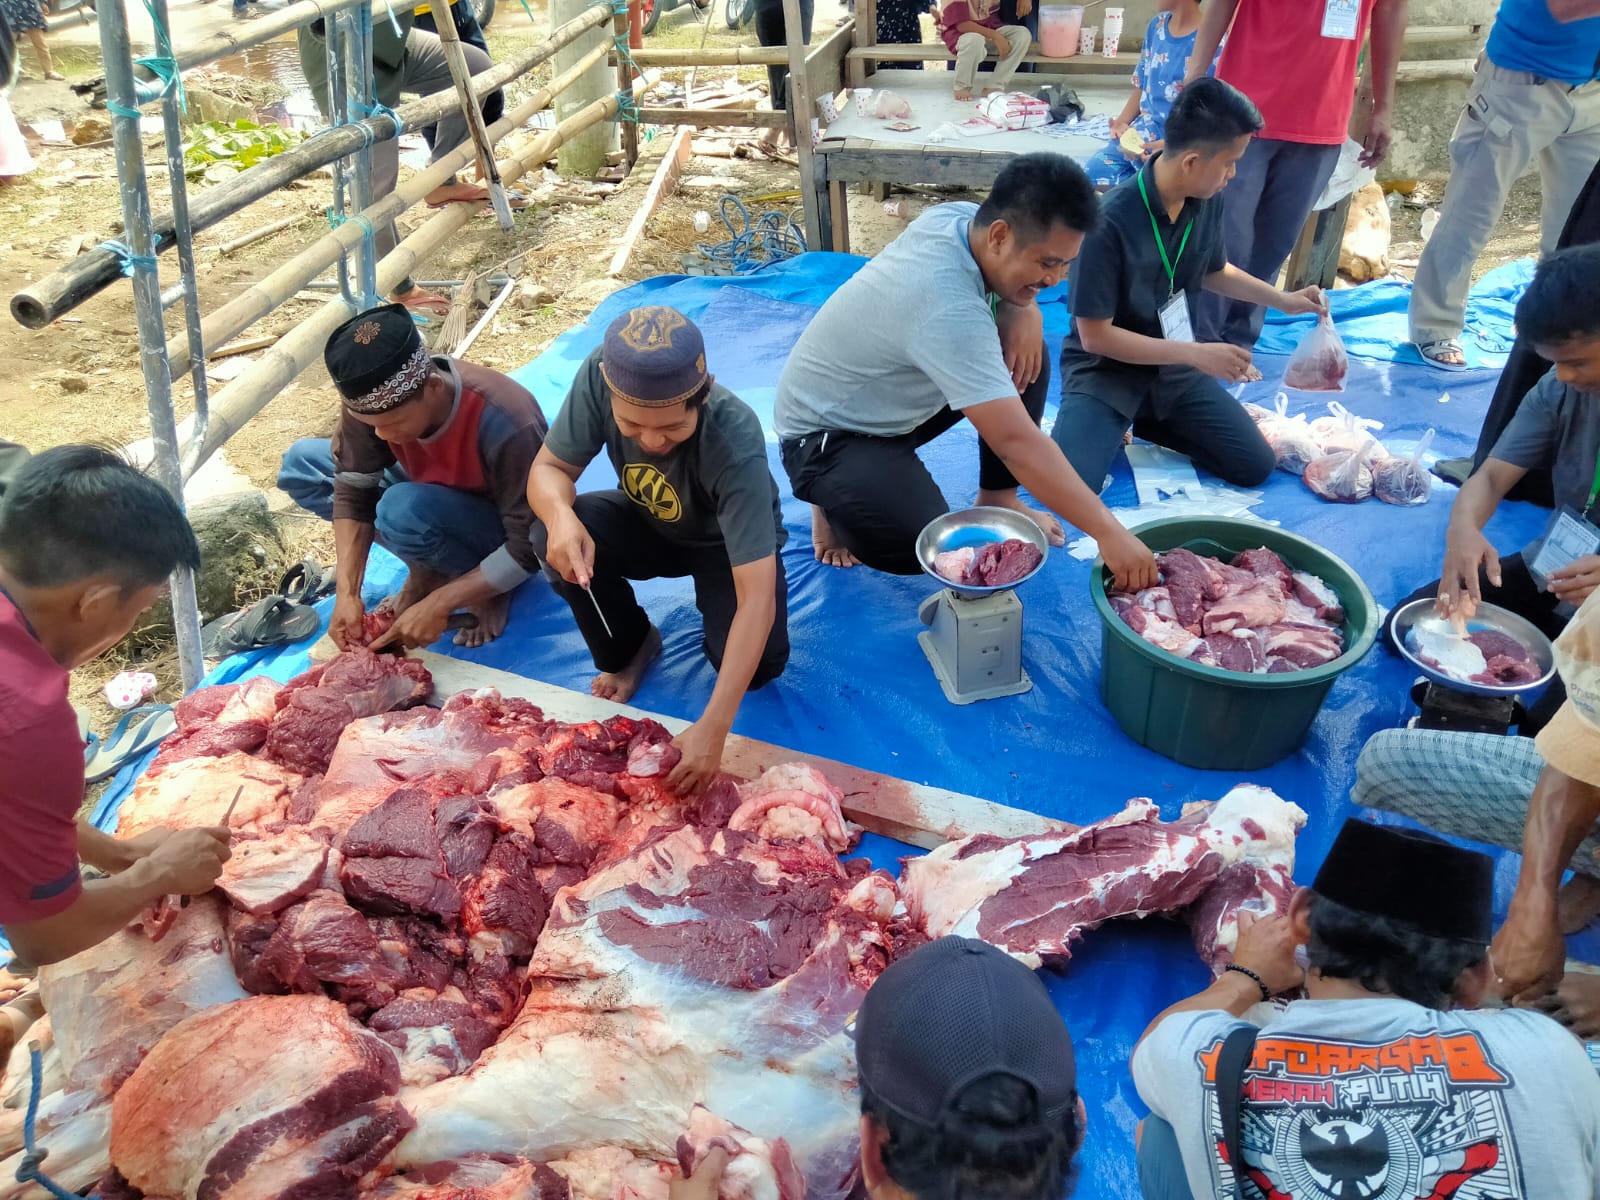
[[1050, 368, 1276, 493], [370, 31, 494, 261], [1353, 727, 1600, 879], [1198, 137, 1341, 348], [1409, 57, 1600, 347], [952, 27, 1031, 92]]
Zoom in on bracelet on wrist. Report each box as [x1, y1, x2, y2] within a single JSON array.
[[1223, 962, 1271, 1003]]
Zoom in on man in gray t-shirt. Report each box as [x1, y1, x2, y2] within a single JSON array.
[[528, 307, 788, 793], [1384, 247, 1600, 736], [773, 154, 1157, 590]]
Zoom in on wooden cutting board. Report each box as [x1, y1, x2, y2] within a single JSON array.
[[414, 651, 1060, 850]]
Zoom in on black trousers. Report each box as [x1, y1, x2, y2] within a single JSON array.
[[1050, 366, 1276, 494], [779, 358, 1050, 575], [754, 0, 812, 113], [413, 2, 501, 152], [1467, 159, 1600, 507], [539, 491, 790, 684], [1383, 553, 1569, 735]]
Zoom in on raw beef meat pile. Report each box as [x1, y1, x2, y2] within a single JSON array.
[[1109, 546, 1346, 674], [932, 538, 1042, 587], [1406, 617, 1543, 688], [10, 650, 1316, 1200]]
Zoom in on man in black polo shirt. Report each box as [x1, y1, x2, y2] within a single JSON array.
[[1052, 79, 1327, 491]]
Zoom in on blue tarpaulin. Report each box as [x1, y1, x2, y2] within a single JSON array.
[[86, 256, 1557, 1197]]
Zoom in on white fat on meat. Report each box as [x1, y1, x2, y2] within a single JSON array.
[[216, 829, 332, 915], [1409, 615, 1489, 680], [727, 764, 854, 853], [115, 752, 301, 838]]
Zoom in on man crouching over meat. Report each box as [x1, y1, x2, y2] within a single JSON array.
[[0, 446, 230, 966], [278, 303, 547, 652], [528, 306, 788, 793]]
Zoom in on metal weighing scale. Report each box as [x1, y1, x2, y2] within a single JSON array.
[[914, 507, 1049, 705], [1390, 598, 1558, 735]]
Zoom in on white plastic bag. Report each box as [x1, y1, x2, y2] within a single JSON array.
[[1248, 393, 1321, 476], [1312, 138, 1377, 212], [1373, 429, 1435, 507], [1284, 313, 1349, 392], [977, 92, 1050, 131], [871, 90, 913, 120], [1308, 401, 1383, 459], [1304, 436, 1378, 504]]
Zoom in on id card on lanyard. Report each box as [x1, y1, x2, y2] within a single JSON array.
[[1524, 453, 1600, 605], [1321, 0, 1360, 40], [1137, 171, 1195, 343]]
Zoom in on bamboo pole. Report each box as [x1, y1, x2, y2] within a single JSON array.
[[183, 71, 661, 473], [625, 46, 788, 65], [10, 1, 614, 330], [164, 0, 425, 76], [164, 44, 608, 380], [637, 106, 785, 128], [206, 212, 312, 256]]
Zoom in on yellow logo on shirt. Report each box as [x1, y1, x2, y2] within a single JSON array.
[[623, 463, 682, 522]]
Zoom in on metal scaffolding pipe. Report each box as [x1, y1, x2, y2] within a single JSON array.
[[164, 43, 608, 381], [10, 0, 613, 330]]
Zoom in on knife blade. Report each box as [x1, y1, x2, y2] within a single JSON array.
[[582, 583, 614, 640], [222, 784, 244, 825]]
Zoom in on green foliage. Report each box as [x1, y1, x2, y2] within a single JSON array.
[[183, 120, 307, 183]]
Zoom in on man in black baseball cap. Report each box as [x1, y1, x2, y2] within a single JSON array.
[[1133, 818, 1600, 1200], [278, 303, 547, 651], [528, 306, 788, 794], [852, 937, 1084, 1200]]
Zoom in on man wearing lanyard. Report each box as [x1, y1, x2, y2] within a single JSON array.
[[1053, 80, 1326, 493], [1387, 246, 1600, 734], [1410, 0, 1600, 370]]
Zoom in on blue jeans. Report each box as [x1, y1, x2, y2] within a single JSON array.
[[1137, 1117, 1194, 1200], [278, 438, 504, 580]]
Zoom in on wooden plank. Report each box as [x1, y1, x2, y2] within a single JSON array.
[[1395, 58, 1476, 83], [782, 0, 824, 250], [640, 107, 787, 128], [828, 178, 850, 252], [804, 19, 856, 109], [848, 43, 1140, 72], [413, 650, 1060, 848], [608, 125, 694, 278], [849, 0, 875, 87], [207, 334, 279, 360], [818, 145, 1015, 187], [615, 5, 640, 167], [1284, 194, 1354, 293]]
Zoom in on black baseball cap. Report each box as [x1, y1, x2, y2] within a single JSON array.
[[1313, 818, 1494, 944], [856, 937, 1077, 1127]]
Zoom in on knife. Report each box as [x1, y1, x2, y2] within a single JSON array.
[[222, 784, 244, 825], [582, 583, 614, 640], [372, 612, 479, 655]]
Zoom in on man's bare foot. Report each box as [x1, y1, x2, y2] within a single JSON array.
[[1530, 968, 1600, 1039], [592, 625, 663, 704], [1559, 875, 1600, 935], [376, 570, 439, 620], [977, 488, 1065, 547], [455, 592, 512, 649], [811, 506, 860, 568], [954, 87, 974, 101], [1243, 365, 1263, 383]]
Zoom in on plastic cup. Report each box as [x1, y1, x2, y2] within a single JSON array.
[[1102, 6, 1122, 55], [693, 211, 710, 233], [1038, 3, 1083, 57], [1078, 25, 1097, 55], [853, 88, 874, 116], [1102, 33, 1119, 55]]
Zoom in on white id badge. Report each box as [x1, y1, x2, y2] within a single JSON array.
[[1158, 290, 1194, 342], [1525, 503, 1600, 591], [1320, 0, 1359, 40]]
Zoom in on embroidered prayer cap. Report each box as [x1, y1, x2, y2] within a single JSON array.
[[599, 306, 711, 408], [325, 303, 431, 415], [1536, 590, 1600, 787], [1312, 818, 1493, 944], [855, 936, 1077, 1128]]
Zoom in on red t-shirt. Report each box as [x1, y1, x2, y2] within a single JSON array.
[[0, 590, 84, 924], [939, 0, 1001, 53], [1216, 0, 1375, 144]]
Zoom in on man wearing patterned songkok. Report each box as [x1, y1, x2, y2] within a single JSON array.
[[527, 306, 788, 793], [278, 303, 547, 650]]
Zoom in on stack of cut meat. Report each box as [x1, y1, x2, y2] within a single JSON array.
[[1109, 546, 1346, 674], [11, 648, 1313, 1200]]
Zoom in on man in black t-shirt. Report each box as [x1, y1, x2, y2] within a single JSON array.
[[527, 307, 788, 794], [1052, 79, 1326, 492]]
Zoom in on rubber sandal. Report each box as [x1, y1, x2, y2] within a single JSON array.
[[85, 704, 177, 783], [1430, 456, 1472, 487], [1418, 339, 1469, 372], [395, 292, 452, 320], [277, 559, 335, 605], [201, 595, 321, 658], [425, 187, 530, 212]]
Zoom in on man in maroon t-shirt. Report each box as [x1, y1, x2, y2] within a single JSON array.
[[0, 446, 230, 967]]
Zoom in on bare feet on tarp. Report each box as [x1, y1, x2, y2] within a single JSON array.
[[954, 87, 974, 101], [593, 625, 663, 703], [1242, 364, 1263, 383], [376, 570, 440, 621], [457, 592, 511, 648], [1559, 874, 1600, 935], [978, 487, 1065, 547], [811, 506, 860, 568], [1526, 969, 1600, 1040]]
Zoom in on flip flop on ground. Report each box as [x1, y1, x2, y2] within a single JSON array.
[[1418, 339, 1469, 371], [85, 704, 177, 783], [277, 559, 336, 606], [201, 594, 320, 658], [425, 184, 531, 211]]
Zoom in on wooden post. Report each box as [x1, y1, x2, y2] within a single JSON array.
[[614, 3, 639, 167], [554, 0, 614, 177], [608, 125, 693, 277], [781, 0, 822, 251], [852, 0, 876, 85], [1283, 194, 1355, 292]]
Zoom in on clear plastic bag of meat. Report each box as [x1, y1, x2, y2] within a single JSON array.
[[871, 90, 913, 120], [1246, 392, 1320, 476], [1283, 313, 1349, 392], [1308, 400, 1386, 463], [1372, 428, 1435, 507], [1303, 436, 1377, 504]]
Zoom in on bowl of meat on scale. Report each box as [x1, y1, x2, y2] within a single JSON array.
[[917, 506, 1049, 596], [1390, 598, 1556, 698], [1089, 516, 1379, 770]]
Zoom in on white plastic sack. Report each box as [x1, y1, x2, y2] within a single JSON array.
[[1312, 138, 1376, 212], [977, 92, 1050, 131]]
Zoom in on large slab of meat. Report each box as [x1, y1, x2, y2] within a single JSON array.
[[1109, 547, 1346, 675], [900, 785, 1306, 970], [1405, 616, 1543, 688]]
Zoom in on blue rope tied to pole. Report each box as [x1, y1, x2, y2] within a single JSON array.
[[326, 211, 382, 308], [695, 195, 805, 273], [614, 89, 640, 123], [15, 1046, 78, 1200], [97, 240, 158, 277], [105, 100, 142, 119], [137, 0, 187, 111], [350, 98, 403, 145]]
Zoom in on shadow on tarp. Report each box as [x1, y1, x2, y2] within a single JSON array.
[[80, 255, 1561, 1196]]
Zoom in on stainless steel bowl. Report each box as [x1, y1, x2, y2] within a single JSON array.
[[1391, 597, 1557, 697], [916, 506, 1049, 597]]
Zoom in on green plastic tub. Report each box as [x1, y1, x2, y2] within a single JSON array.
[[1090, 517, 1379, 770]]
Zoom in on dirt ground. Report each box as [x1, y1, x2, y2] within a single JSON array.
[[0, 5, 1551, 743]]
